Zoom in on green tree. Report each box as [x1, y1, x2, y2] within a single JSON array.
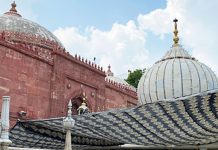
[[125, 69, 144, 88]]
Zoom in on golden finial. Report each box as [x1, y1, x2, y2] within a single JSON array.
[[173, 18, 179, 46], [78, 93, 89, 115], [82, 95, 87, 102], [80, 86, 87, 103]]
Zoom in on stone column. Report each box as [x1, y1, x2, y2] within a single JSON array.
[[0, 96, 12, 150], [64, 130, 72, 150]]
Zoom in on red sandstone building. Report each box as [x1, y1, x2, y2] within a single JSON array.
[[0, 3, 137, 123]]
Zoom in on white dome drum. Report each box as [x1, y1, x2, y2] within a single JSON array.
[[137, 19, 218, 104]]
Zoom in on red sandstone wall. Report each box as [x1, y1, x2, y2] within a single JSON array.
[[105, 85, 137, 110], [0, 40, 138, 124], [49, 53, 106, 117], [0, 44, 52, 122]]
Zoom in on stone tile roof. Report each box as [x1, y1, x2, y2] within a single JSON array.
[[10, 90, 218, 149]]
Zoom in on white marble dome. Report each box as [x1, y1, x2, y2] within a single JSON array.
[[138, 45, 218, 104], [0, 2, 63, 47], [105, 65, 136, 91]]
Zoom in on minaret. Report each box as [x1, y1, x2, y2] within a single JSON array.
[[173, 18, 179, 47]]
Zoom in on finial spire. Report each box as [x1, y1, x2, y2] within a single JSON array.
[[106, 64, 114, 76], [173, 18, 179, 46], [67, 100, 72, 118], [82, 92, 87, 103], [77, 92, 89, 115], [10, 1, 17, 12], [4, 1, 21, 17]]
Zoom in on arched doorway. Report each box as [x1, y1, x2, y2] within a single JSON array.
[[71, 96, 83, 115]]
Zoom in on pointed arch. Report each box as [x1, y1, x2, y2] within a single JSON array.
[[66, 89, 91, 115]]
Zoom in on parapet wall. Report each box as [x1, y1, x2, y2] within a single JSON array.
[[0, 31, 54, 64], [52, 50, 105, 76], [0, 31, 105, 75], [105, 78, 137, 98]]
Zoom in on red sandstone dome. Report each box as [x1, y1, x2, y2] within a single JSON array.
[[0, 2, 64, 49]]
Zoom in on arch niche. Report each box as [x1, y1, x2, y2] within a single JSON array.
[[67, 88, 91, 115], [71, 96, 83, 115]]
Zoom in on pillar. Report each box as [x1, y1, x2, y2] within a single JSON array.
[[0, 96, 12, 150]]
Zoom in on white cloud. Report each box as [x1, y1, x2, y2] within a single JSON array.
[[54, 0, 218, 77], [137, 0, 218, 75], [54, 20, 148, 77]]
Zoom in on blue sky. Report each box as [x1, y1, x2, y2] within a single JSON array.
[[22, 0, 166, 31], [0, 0, 166, 30], [0, 0, 218, 78]]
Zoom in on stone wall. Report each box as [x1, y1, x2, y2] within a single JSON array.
[[0, 44, 52, 124], [49, 51, 106, 116], [0, 33, 138, 125], [105, 83, 137, 110]]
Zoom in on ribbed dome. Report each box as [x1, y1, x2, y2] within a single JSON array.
[[138, 45, 218, 104], [162, 45, 192, 59], [0, 2, 63, 48]]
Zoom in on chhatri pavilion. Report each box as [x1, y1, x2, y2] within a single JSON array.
[[0, 2, 217, 150]]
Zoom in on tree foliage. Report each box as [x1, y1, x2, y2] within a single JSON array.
[[125, 69, 144, 88]]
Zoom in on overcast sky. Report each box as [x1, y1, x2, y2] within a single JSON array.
[[0, 0, 217, 78]]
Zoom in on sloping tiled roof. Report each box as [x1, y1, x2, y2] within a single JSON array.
[[10, 90, 218, 149]]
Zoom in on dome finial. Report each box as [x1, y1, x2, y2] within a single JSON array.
[[4, 1, 21, 17], [173, 18, 179, 46], [106, 64, 114, 76], [10, 1, 17, 12], [77, 91, 90, 115]]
